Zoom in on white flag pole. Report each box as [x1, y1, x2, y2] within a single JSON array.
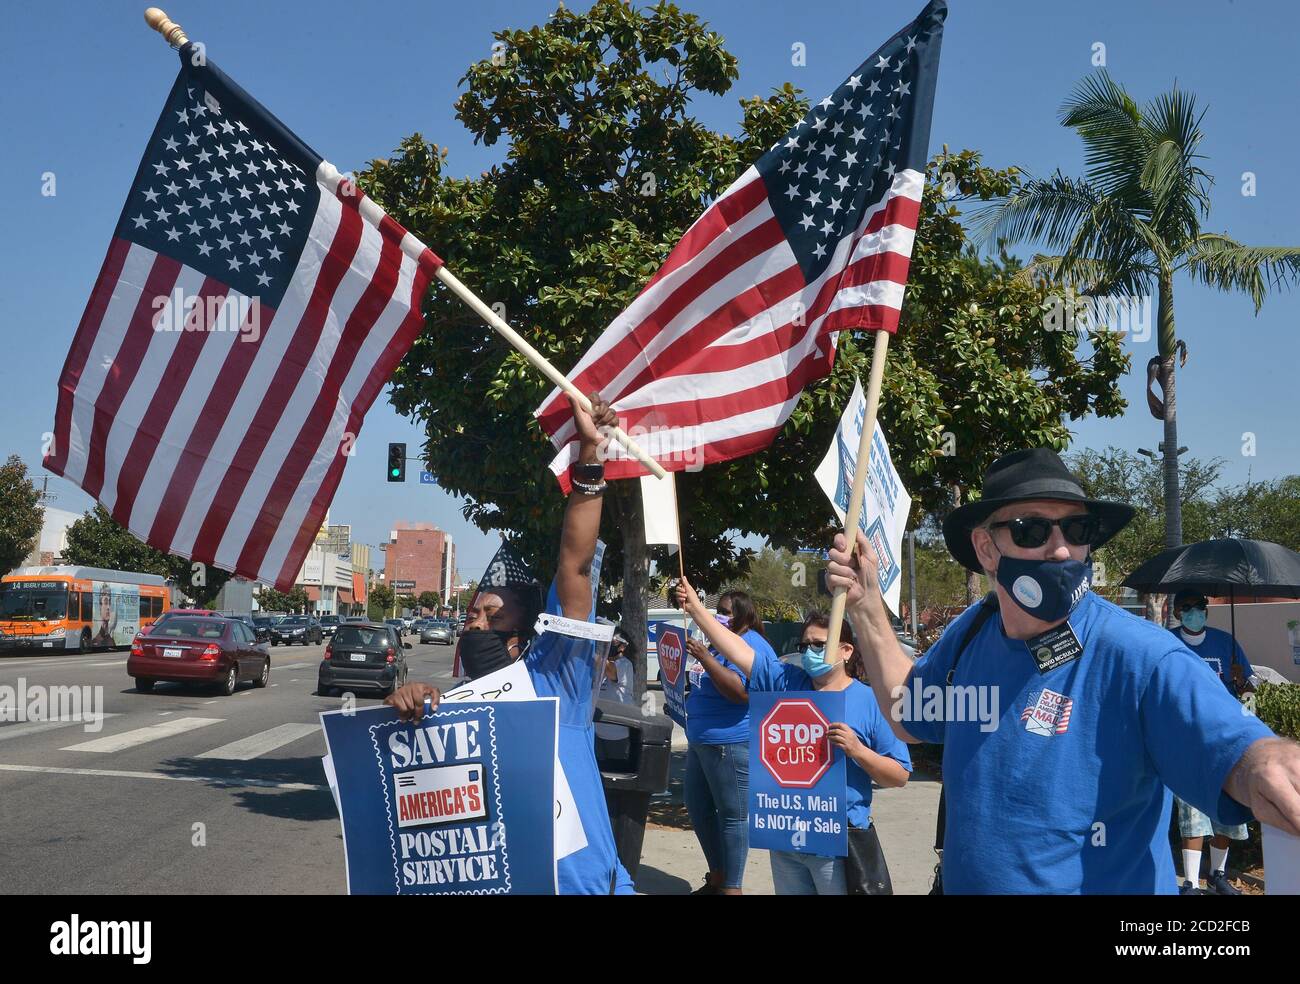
[[144, 7, 668, 482], [433, 267, 667, 480], [826, 330, 891, 656]]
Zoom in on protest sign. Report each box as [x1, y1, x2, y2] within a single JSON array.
[[436, 659, 587, 859], [321, 700, 557, 894], [748, 690, 848, 857], [655, 622, 688, 727], [814, 378, 912, 615]]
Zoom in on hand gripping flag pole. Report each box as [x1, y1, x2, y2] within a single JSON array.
[[143, 8, 668, 482]]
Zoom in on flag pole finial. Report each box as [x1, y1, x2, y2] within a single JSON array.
[[144, 8, 188, 48]]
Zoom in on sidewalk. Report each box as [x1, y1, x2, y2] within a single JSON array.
[[634, 697, 941, 894]]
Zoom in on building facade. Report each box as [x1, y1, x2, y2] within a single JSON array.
[[383, 523, 456, 603]]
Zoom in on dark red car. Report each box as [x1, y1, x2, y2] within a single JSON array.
[[128, 615, 269, 696]]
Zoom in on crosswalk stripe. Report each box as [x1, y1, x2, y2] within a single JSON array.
[[274, 662, 312, 670], [0, 714, 122, 742], [195, 723, 321, 761], [88, 660, 128, 667], [61, 716, 222, 753], [0, 762, 324, 790]]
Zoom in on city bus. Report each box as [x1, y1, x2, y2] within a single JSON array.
[[0, 566, 172, 654]]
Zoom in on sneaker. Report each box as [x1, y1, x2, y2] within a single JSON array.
[[1206, 870, 1242, 896], [691, 880, 721, 895], [1179, 880, 1206, 895]]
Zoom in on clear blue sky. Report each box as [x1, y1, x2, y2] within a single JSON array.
[[3, 0, 1297, 582]]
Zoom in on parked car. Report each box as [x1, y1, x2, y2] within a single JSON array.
[[251, 615, 276, 641], [129, 615, 269, 696], [270, 615, 322, 646], [318, 622, 410, 697], [420, 620, 454, 646], [319, 614, 340, 638]]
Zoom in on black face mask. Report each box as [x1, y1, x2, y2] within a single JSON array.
[[458, 630, 526, 679]]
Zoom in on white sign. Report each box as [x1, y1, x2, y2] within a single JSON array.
[[814, 378, 912, 616], [1263, 824, 1300, 895], [641, 472, 681, 551], [438, 660, 588, 860]]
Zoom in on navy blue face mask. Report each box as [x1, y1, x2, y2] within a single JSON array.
[[995, 553, 1093, 623]]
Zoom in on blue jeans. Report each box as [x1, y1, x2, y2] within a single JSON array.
[[769, 850, 847, 895], [683, 741, 749, 889]]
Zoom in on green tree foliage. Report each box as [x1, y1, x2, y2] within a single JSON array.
[[725, 547, 826, 622], [358, 3, 1128, 688], [418, 591, 441, 611], [62, 505, 231, 607], [258, 588, 294, 612], [369, 583, 395, 620], [1069, 447, 1222, 588], [0, 456, 43, 576], [1070, 447, 1300, 595]]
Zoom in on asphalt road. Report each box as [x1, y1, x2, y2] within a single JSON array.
[[0, 635, 459, 894]]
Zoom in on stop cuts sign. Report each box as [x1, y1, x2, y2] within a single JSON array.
[[658, 627, 684, 688], [759, 699, 833, 788]]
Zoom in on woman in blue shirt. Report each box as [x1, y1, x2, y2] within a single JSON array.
[[679, 577, 911, 894], [679, 588, 775, 895]]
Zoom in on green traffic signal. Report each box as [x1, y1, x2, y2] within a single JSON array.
[[387, 443, 406, 482]]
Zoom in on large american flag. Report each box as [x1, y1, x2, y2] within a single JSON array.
[[44, 45, 443, 590], [536, 0, 945, 489]]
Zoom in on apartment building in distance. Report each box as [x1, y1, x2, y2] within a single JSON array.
[[383, 522, 455, 602]]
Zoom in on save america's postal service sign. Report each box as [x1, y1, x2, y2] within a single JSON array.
[[321, 700, 558, 894]]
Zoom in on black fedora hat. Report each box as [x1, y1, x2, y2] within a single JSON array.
[[942, 448, 1135, 572]]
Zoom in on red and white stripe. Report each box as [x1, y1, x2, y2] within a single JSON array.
[[535, 166, 923, 489], [46, 163, 442, 590]]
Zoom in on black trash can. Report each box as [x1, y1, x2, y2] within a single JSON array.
[[594, 698, 673, 879]]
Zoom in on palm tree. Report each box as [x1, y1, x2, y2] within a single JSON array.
[[978, 72, 1300, 548]]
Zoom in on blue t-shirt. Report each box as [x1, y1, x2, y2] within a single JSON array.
[[524, 581, 634, 895], [685, 628, 776, 744], [1171, 626, 1255, 699], [903, 591, 1274, 895], [748, 655, 912, 827]]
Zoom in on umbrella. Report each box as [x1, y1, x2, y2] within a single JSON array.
[[1122, 538, 1300, 662], [1123, 538, 1300, 599]]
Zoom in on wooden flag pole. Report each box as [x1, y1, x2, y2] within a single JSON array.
[[433, 267, 668, 479], [676, 502, 690, 641], [142, 8, 668, 482], [144, 8, 187, 46], [825, 329, 891, 658]]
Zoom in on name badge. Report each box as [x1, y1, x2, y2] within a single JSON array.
[[1026, 623, 1083, 674]]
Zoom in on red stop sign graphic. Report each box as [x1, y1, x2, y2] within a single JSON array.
[[760, 699, 832, 788], [658, 629, 684, 687]]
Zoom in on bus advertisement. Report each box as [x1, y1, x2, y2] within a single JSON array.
[[0, 567, 171, 653]]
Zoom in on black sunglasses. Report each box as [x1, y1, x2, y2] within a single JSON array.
[[987, 514, 1101, 549]]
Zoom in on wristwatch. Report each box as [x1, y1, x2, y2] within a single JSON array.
[[572, 461, 605, 484]]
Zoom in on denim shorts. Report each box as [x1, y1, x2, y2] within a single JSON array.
[[1175, 797, 1248, 840]]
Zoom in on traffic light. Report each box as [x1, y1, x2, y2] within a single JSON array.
[[387, 443, 406, 482]]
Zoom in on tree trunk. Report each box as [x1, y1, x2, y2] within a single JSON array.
[[609, 487, 650, 703], [1157, 274, 1182, 549]]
